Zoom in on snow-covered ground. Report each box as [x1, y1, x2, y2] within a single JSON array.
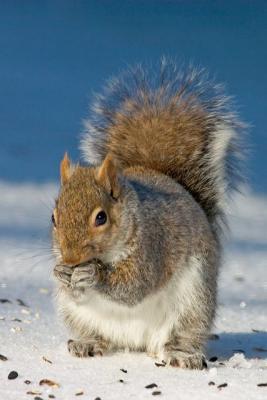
[[0, 181, 266, 400]]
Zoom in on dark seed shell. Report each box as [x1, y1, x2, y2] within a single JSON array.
[[152, 391, 162, 396], [217, 383, 228, 389], [209, 356, 218, 362], [17, 299, 29, 307], [145, 383, 158, 389], [155, 362, 166, 367], [8, 370, 18, 380], [39, 379, 59, 388], [0, 354, 8, 361]]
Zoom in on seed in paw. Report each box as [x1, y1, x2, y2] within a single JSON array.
[[8, 371, 18, 380]]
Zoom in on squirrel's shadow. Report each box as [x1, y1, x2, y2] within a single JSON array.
[[207, 331, 267, 360]]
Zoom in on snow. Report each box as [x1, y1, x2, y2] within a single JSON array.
[[0, 181, 266, 400]]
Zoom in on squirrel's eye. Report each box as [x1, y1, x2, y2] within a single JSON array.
[[95, 211, 107, 227], [51, 213, 56, 227]]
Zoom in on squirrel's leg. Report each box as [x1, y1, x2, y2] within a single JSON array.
[[67, 336, 111, 358], [163, 331, 207, 369]]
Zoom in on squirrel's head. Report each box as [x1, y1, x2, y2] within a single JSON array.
[[52, 153, 130, 266]]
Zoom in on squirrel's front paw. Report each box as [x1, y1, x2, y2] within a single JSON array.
[[71, 262, 99, 290], [54, 264, 73, 287]]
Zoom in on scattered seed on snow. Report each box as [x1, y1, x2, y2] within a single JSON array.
[[0, 354, 8, 361], [257, 383, 267, 387], [217, 383, 228, 389], [209, 356, 218, 362], [24, 380, 31, 384], [119, 379, 124, 383], [145, 383, 158, 389], [39, 379, 60, 388], [27, 390, 42, 395], [75, 391, 84, 396], [0, 298, 11, 303], [48, 395, 56, 399], [17, 299, 29, 307], [155, 361, 166, 367], [8, 370, 18, 379], [42, 356, 52, 364], [152, 391, 162, 396], [34, 397, 44, 400], [120, 368, 127, 373], [208, 381, 215, 386]]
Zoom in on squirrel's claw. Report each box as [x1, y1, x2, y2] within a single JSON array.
[[54, 264, 73, 287], [70, 263, 98, 289]]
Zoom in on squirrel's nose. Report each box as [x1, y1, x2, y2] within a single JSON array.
[[62, 249, 93, 267], [62, 249, 81, 267]]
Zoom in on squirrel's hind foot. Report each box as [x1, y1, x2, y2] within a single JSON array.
[[165, 351, 207, 370], [67, 338, 108, 358]]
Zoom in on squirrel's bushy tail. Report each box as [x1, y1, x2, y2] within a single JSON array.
[[81, 59, 243, 231]]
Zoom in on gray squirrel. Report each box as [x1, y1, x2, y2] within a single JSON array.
[[52, 60, 242, 369]]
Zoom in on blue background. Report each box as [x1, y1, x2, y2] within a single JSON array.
[[0, 0, 266, 192]]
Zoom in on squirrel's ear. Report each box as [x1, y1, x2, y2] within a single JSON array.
[[95, 154, 121, 199], [60, 152, 75, 185]]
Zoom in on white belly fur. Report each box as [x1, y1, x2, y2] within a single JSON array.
[[57, 256, 203, 356]]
